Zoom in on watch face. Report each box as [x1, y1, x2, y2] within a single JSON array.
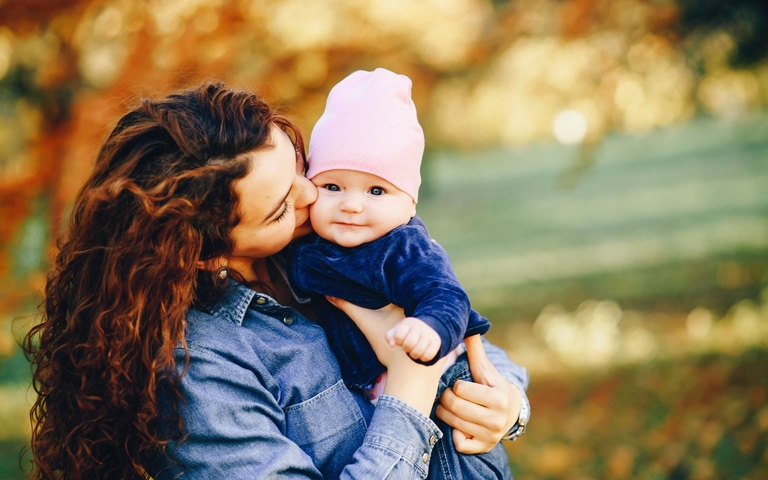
[[503, 391, 530, 441], [519, 394, 530, 424]]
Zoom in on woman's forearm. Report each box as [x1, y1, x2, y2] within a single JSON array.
[[327, 296, 446, 416], [383, 357, 444, 416]]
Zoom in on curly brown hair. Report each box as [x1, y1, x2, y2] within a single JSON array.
[[22, 83, 305, 479]]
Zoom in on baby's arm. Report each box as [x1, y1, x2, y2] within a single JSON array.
[[386, 316, 442, 362]]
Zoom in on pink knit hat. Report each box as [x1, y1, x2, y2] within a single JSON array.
[[307, 68, 424, 202]]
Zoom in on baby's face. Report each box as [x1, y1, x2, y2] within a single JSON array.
[[309, 169, 416, 248]]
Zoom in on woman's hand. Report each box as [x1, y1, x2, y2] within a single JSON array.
[[326, 297, 446, 417], [435, 335, 522, 454]]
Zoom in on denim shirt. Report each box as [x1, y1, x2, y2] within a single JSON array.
[[149, 281, 530, 479], [149, 281, 443, 479]]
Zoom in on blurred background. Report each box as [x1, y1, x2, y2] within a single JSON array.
[[0, 0, 766, 478]]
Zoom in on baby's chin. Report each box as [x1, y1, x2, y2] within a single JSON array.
[[336, 240, 365, 248], [321, 231, 368, 249]]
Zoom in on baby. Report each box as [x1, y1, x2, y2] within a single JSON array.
[[290, 68, 491, 401], [290, 68, 513, 479]]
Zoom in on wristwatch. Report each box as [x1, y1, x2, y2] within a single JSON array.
[[502, 387, 530, 441]]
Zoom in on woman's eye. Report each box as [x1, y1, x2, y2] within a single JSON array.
[[274, 201, 291, 223], [369, 187, 384, 196], [324, 184, 340, 192]]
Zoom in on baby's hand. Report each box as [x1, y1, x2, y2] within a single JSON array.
[[385, 317, 442, 363]]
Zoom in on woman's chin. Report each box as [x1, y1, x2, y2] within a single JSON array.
[[293, 220, 314, 240]]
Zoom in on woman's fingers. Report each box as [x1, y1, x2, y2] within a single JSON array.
[[436, 382, 511, 453], [436, 335, 524, 454], [437, 381, 506, 430], [436, 391, 496, 453], [464, 334, 495, 387], [452, 429, 493, 454]]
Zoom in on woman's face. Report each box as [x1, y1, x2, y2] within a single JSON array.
[[228, 125, 317, 272]]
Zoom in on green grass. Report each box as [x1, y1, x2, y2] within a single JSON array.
[[418, 113, 768, 320]]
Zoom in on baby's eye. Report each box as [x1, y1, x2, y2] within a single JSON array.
[[324, 184, 340, 192], [369, 186, 384, 196]]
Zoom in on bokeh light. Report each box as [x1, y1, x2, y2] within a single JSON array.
[[552, 109, 588, 145]]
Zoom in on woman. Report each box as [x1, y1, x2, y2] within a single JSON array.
[[24, 82, 529, 479]]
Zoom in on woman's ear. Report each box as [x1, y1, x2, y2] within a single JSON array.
[[196, 258, 226, 272], [196, 260, 211, 271]]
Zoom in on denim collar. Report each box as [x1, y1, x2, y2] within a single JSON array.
[[206, 281, 273, 326]]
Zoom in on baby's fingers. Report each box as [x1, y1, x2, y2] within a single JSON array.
[[409, 338, 440, 362], [386, 322, 410, 347]]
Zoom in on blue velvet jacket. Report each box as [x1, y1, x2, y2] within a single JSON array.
[[289, 216, 491, 388]]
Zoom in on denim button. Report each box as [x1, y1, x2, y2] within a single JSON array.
[[421, 452, 429, 463], [429, 435, 437, 445], [283, 315, 294, 326], [255, 297, 266, 305]]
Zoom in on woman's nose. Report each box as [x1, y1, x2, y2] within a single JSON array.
[[295, 174, 318, 208]]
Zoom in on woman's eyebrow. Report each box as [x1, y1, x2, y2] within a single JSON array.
[[263, 187, 292, 222]]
